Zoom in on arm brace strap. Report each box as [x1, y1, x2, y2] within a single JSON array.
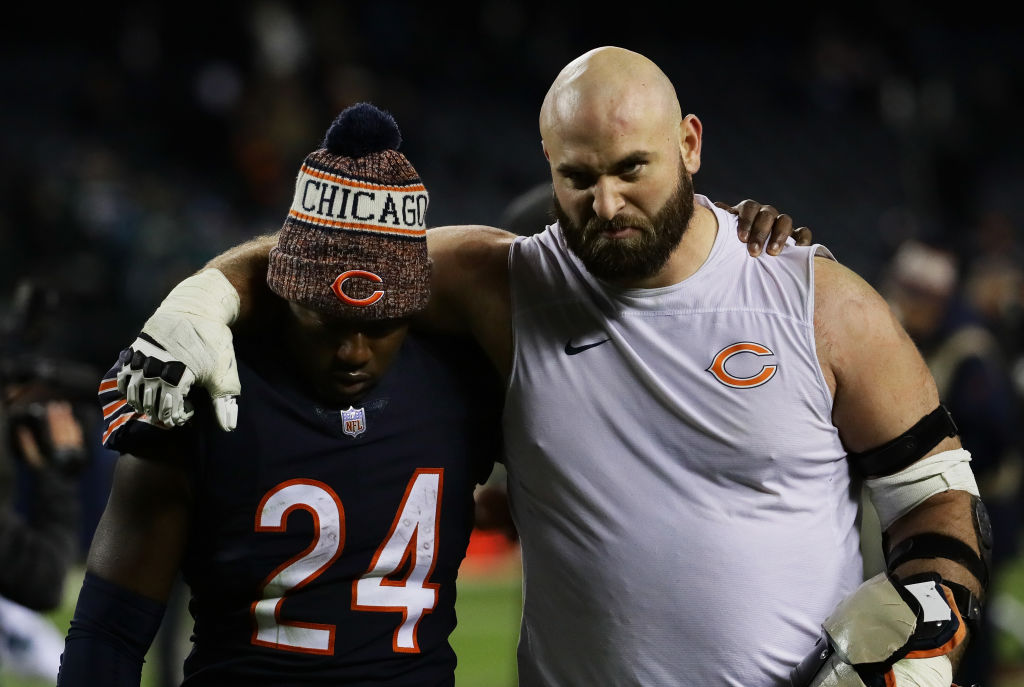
[[57, 572, 166, 687], [938, 579, 982, 637], [849, 405, 959, 479], [887, 532, 988, 589]]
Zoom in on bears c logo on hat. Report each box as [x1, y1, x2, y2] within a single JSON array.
[[266, 102, 431, 321], [332, 270, 385, 306]]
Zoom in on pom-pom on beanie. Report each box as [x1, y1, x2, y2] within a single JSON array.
[[267, 103, 430, 320]]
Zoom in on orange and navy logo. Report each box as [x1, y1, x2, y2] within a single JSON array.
[[332, 270, 384, 306], [707, 342, 778, 389]]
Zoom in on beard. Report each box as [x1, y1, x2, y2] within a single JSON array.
[[554, 169, 695, 283]]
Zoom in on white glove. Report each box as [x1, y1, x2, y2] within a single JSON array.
[[890, 657, 953, 686], [116, 269, 241, 431], [793, 573, 964, 687], [806, 653, 951, 686], [116, 337, 197, 427]]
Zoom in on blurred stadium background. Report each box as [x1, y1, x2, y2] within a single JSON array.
[[1, 1, 1023, 685]]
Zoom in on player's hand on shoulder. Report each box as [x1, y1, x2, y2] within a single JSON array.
[[117, 269, 243, 431], [715, 199, 813, 257], [115, 334, 239, 431], [116, 338, 197, 428]]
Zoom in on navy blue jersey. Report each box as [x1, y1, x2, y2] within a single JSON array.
[[100, 331, 500, 686]]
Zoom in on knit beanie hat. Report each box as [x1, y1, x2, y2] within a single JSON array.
[[267, 102, 431, 320]]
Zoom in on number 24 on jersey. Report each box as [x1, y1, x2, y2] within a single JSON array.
[[250, 468, 443, 655]]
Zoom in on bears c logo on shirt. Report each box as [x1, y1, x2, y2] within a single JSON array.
[[707, 342, 778, 389], [332, 270, 385, 306]]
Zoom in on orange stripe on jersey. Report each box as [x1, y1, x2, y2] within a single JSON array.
[[102, 399, 127, 419], [98, 378, 118, 393], [101, 412, 135, 445]]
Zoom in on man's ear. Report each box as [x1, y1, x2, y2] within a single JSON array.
[[680, 114, 702, 174]]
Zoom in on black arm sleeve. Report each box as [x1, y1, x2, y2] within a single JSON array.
[[57, 571, 165, 687], [0, 466, 80, 610]]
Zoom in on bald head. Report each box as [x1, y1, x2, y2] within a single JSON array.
[[539, 46, 682, 144], [538, 46, 707, 289]]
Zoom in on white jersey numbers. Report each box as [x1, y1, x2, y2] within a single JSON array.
[[353, 469, 443, 652], [251, 479, 344, 654], [249, 470, 443, 655]]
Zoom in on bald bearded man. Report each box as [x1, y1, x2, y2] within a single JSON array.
[[109, 48, 988, 686]]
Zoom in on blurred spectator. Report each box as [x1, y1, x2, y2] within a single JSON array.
[[0, 393, 85, 682], [881, 238, 1022, 686], [964, 212, 1024, 363], [0, 394, 84, 607], [0, 278, 128, 682], [0, 280, 90, 613]]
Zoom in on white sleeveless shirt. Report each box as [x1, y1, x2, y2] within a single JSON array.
[[504, 195, 861, 686]]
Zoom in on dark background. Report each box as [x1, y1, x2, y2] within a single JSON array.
[[1, 1, 1021, 371]]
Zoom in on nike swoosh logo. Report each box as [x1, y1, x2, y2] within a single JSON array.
[[564, 337, 611, 355]]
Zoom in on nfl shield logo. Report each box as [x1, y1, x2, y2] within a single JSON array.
[[341, 406, 366, 438]]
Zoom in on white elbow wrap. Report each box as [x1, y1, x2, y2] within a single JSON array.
[[154, 268, 241, 326], [138, 268, 242, 401], [865, 448, 979, 530]]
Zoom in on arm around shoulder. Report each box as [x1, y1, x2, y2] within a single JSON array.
[[204, 232, 279, 323], [422, 225, 517, 375], [120, 234, 281, 430]]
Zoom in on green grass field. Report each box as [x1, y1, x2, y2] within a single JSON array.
[[449, 574, 522, 687], [9, 555, 1024, 686], [0, 562, 523, 687]]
